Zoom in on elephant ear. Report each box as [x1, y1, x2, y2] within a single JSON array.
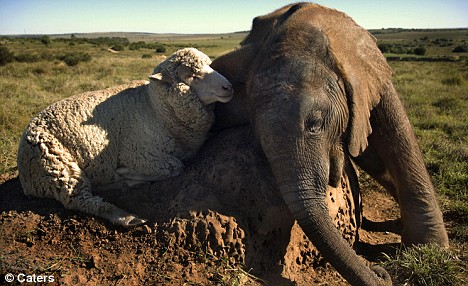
[[331, 32, 392, 157], [299, 5, 393, 157]]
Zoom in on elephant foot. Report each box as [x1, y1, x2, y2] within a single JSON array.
[[401, 210, 449, 247]]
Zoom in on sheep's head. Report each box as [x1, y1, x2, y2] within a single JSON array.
[[149, 48, 233, 105]]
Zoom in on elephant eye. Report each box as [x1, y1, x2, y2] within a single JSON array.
[[305, 113, 323, 134]]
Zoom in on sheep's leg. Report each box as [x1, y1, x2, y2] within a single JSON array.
[[115, 166, 183, 187], [66, 188, 147, 227], [49, 170, 148, 227], [116, 154, 184, 186], [19, 138, 146, 227], [61, 169, 147, 226]]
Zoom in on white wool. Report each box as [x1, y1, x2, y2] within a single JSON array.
[[17, 48, 225, 226]]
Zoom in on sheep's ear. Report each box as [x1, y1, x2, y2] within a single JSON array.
[[148, 73, 164, 81]]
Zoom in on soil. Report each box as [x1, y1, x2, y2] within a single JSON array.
[[0, 126, 403, 285]]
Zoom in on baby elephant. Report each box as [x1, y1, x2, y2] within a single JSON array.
[[17, 48, 233, 227]]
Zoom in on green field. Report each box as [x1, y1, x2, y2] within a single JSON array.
[[1, 28, 467, 284], [0, 33, 246, 173], [370, 28, 468, 59]]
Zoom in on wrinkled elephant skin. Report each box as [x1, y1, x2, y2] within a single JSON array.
[[211, 3, 448, 286]]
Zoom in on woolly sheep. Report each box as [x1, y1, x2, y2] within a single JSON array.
[[17, 48, 233, 227]]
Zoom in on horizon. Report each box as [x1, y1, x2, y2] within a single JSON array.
[[3, 28, 468, 38], [1, 1, 467, 36]]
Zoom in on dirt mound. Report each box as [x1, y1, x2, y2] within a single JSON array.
[[0, 126, 400, 285]]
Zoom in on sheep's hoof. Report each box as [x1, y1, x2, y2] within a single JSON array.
[[118, 215, 147, 227], [103, 206, 147, 227]]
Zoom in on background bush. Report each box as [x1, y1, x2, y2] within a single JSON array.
[[58, 52, 92, 66], [155, 45, 166, 53], [40, 36, 51, 45], [413, 46, 427, 56], [452, 45, 468, 53], [15, 53, 40, 63], [129, 41, 148, 50], [111, 44, 125, 51], [0, 46, 14, 66]]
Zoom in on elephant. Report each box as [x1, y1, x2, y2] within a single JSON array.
[[211, 2, 449, 286]]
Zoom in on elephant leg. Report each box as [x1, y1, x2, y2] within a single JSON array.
[[354, 85, 448, 247], [353, 143, 398, 200]]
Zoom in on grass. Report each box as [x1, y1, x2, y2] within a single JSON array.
[[371, 28, 468, 57], [0, 47, 160, 174], [196, 252, 266, 286], [376, 59, 467, 285], [390, 61, 468, 221], [381, 244, 463, 286], [0, 37, 243, 174], [0, 30, 467, 284]]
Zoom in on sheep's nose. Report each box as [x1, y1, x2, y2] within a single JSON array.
[[222, 84, 233, 92]]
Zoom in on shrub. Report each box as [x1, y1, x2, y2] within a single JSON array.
[[434, 38, 449, 45], [141, 54, 152, 59], [15, 53, 40, 63], [0, 46, 14, 66], [58, 52, 92, 66], [155, 45, 166, 53], [452, 45, 468, 53], [111, 44, 125, 51], [378, 43, 392, 53], [130, 41, 148, 50], [413, 46, 427, 56], [41, 36, 51, 45], [378, 43, 412, 55], [87, 37, 130, 47]]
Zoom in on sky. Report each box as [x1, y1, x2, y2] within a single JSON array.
[[0, 0, 467, 35]]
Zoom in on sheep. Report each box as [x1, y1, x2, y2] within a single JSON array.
[[17, 48, 233, 227]]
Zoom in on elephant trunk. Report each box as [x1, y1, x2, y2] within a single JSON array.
[[271, 154, 390, 286]]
